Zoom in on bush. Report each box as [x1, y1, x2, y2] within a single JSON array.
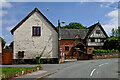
[[92, 49, 119, 55]]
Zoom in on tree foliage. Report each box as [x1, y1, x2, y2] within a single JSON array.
[[9, 41, 13, 49], [56, 22, 86, 29], [104, 27, 120, 50], [111, 28, 119, 37], [103, 36, 119, 50], [0, 37, 6, 49]]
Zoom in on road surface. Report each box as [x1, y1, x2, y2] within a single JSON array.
[[48, 58, 119, 78]]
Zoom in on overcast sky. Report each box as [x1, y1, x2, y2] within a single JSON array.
[[0, 0, 119, 45]]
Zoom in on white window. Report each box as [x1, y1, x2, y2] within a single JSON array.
[[98, 39, 100, 42], [96, 30, 100, 34], [95, 39, 97, 42]]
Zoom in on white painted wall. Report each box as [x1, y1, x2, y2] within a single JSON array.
[[87, 25, 107, 46], [13, 12, 58, 59], [89, 26, 106, 38]]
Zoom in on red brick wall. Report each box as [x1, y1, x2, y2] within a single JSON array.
[[87, 46, 103, 54], [60, 40, 75, 56], [87, 46, 94, 54]]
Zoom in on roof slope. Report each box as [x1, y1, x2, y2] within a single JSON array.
[[60, 29, 89, 39], [11, 8, 58, 34], [85, 22, 108, 38], [60, 22, 108, 40]]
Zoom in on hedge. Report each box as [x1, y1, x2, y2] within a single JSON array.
[[93, 49, 119, 55]]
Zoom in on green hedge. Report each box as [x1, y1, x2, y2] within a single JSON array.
[[93, 49, 119, 55]]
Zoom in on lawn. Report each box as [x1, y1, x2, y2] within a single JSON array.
[[0, 65, 43, 76]]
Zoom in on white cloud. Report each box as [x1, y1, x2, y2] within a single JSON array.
[[100, 2, 116, 9], [100, 4, 104, 8], [0, 0, 12, 8], [0, 10, 8, 17], [6, 26, 14, 31], [3, 19, 17, 24], [2, 2, 12, 8], [102, 9, 118, 36]]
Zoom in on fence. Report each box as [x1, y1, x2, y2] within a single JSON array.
[[2, 49, 13, 65]]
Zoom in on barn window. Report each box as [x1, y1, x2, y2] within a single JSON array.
[[32, 27, 41, 36], [65, 46, 69, 51], [96, 30, 100, 34]]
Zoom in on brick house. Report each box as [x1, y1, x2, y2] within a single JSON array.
[[59, 22, 108, 59]]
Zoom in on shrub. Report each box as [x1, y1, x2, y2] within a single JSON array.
[[92, 49, 119, 55]]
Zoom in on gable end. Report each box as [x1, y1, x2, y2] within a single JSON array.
[[11, 8, 58, 34], [86, 22, 108, 39]]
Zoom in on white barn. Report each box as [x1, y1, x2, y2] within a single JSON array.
[[11, 8, 59, 64]]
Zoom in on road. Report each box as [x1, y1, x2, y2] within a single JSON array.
[[48, 58, 119, 78]]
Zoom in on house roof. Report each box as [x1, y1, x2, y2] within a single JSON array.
[[60, 22, 108, 40], [85, 22, 108, 39], [11, 8, 58, 34], [60, 29, 89, 39]]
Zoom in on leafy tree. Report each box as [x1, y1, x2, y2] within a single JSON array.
[[112, 28, 115, 36], [115, 29, 118, 36], [56, 22, 86, 29], [5, 45, 10, 49], [104, 27, 120, 50], [104, 36, 119, 50], [9, 41, 13, 49], [0, 37, 6, 49], [118, 27, 120, 52]]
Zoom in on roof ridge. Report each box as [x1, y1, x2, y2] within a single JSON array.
[[88, 22, 100, 28], [61, 29, 87, 30]]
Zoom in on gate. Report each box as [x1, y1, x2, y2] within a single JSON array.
[[2, 49, 13, 65]]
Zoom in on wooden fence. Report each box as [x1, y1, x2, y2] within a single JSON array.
[[2, 49, 13, 65]]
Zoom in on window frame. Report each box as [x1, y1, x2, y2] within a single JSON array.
[[100, 39, 104, 42], [65, 46, 69, 51], [91, 39, 95, 42], [32, 27, 41, 36], [96, 30, 101, 34]]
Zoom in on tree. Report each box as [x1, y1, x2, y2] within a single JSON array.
[[0, 37, 6, 49], [104, 27, 120, 50], [115, 29, 118, 36], [103, 36, 119, 50], [9, 41, 13, 49], [118, 27, 120, 52], [5, 45, 10, 49], [56, 22, 86, 29], [112, 28, 115, 36]]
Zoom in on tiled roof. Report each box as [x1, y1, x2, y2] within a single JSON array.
[[60, 22, 108, 40], [60, 29, 89, 39]]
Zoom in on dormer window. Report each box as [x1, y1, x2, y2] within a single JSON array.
[[96, 30, 100, 34], [75, 34, 81, 41]]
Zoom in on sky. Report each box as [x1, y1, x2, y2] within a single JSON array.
[[0, 1, 119, 45]]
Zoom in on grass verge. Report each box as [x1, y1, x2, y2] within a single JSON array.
[[0, 65, 43, 76]]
